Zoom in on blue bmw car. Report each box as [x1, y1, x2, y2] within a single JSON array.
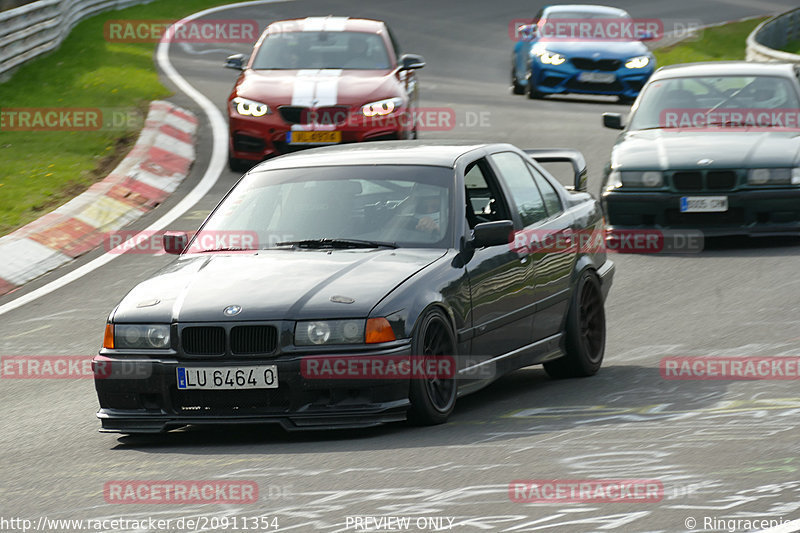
[[512, 4, 656, 102]]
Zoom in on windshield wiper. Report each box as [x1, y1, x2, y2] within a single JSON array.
[[191, 247, 256, 253], [274, 238, 398, 249]]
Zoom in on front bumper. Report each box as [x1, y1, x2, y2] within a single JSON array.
[[602, 188, 800, 236], [529, 62, 651, 98], [94, 342, 413, 433], [229, 111, 410, 162]]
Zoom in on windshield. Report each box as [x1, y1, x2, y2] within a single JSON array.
[[629, 75, 800, 130], [197, 165, 453, 249], [252, 31, 392, 70]]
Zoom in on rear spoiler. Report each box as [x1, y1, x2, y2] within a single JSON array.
[[524, 149, 587, 192]]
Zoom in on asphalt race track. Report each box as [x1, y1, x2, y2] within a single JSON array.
[[2, 1, 800, 531]]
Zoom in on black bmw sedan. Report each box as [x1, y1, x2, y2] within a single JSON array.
[[601, 61, 800, 236], [93, 141, 615, 433]]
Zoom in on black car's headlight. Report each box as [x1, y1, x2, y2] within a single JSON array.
[[607, 170, 663, 189], [625, 56, 650, 69], [294, 318, 396, 345], [295, 320, 366, 345], [231, 96, 270, 117], [103, 324, 170, 349], [747, 168, 800, 186], [361, 97, 403, 117]]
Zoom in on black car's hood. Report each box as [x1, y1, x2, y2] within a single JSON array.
[[612, 129, 800, 170], [112, 249, 446, 323]]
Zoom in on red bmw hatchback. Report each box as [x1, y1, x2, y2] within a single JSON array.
[[225, 17, 426, 171]]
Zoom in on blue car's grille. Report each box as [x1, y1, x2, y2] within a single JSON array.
[[571, 58, 621, 71]]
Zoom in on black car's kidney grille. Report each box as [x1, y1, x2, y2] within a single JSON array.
[[706, 171, 737, 190], [182, 327, 225, 355], [672, 172, 703, 191], [571, 58, 621, 71], [278, 106, 349, 125], [671, 170, 738, 192], [230, 326, 277, 354]]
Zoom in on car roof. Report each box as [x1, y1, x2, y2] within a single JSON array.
[[248, 141, 495, 172], [651, 61, 798, 81], [266, 17, 387, 34], [543, 4, 629, 17]]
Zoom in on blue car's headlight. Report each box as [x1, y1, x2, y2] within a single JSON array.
[[625, 56, 650, 69], [537, 50, 566, 66], [295, 320, 366, 345]]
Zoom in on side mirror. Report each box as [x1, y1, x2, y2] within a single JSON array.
[[518, 24, 539, 41], [603, 112, 625, 130], [471, 220, 514, 248], [225, 54, 246, 70], [163, 231, 188, 255], [524, 149, 588, 193], [399, 54, 425, 70]]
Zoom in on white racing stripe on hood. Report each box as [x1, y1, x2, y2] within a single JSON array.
[[291, 69, 343, 131], [291, 69, 342, 106]]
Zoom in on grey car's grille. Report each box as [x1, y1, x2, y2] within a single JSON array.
[[230, 326, 278, 354], [671, 170, 738, 192], [673, 171, 703, 191], [182, 327, 225, 355]]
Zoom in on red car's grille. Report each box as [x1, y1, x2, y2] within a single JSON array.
[[278, 106, 349, 125]]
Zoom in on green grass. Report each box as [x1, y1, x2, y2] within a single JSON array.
[[0, 0, 248, 236], [653, 17, 768, 68], [781, 38, 800, 55]]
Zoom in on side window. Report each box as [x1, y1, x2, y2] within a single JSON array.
[[464, 159, 510, 229], [527, 163, 563, 217], [490, 152, 547, 227]]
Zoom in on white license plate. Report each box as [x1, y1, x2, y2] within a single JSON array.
[[680, 196, 728, 213], [578, 72, 616, 83], [177, 366, 278, 390]]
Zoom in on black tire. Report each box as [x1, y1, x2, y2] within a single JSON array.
[[228, 152, 254, 173], [511, 66, 525, 95], [544, 270, 606, 379], [526, 75, 544, 99], [408, 308, 458, 425]]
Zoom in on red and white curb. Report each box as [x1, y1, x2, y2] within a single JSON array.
[[0, 100, 197, 296]]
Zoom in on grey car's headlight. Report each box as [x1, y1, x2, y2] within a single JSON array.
[[232, 96, 270, 117], [295, 320, 366, 345], [625, 56, 650, 69], [112, 324, 171, 349], [747, 168, 798, 186], [536, 50, 566, 65], [361, 97, 403, 117], [609, 170, 663, 188]]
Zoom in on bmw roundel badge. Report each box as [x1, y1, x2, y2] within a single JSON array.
[[223, 305, 242, 316]]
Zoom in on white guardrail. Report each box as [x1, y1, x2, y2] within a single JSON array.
[[0, 0, 154, 81], [746, 7, 800, 63]]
